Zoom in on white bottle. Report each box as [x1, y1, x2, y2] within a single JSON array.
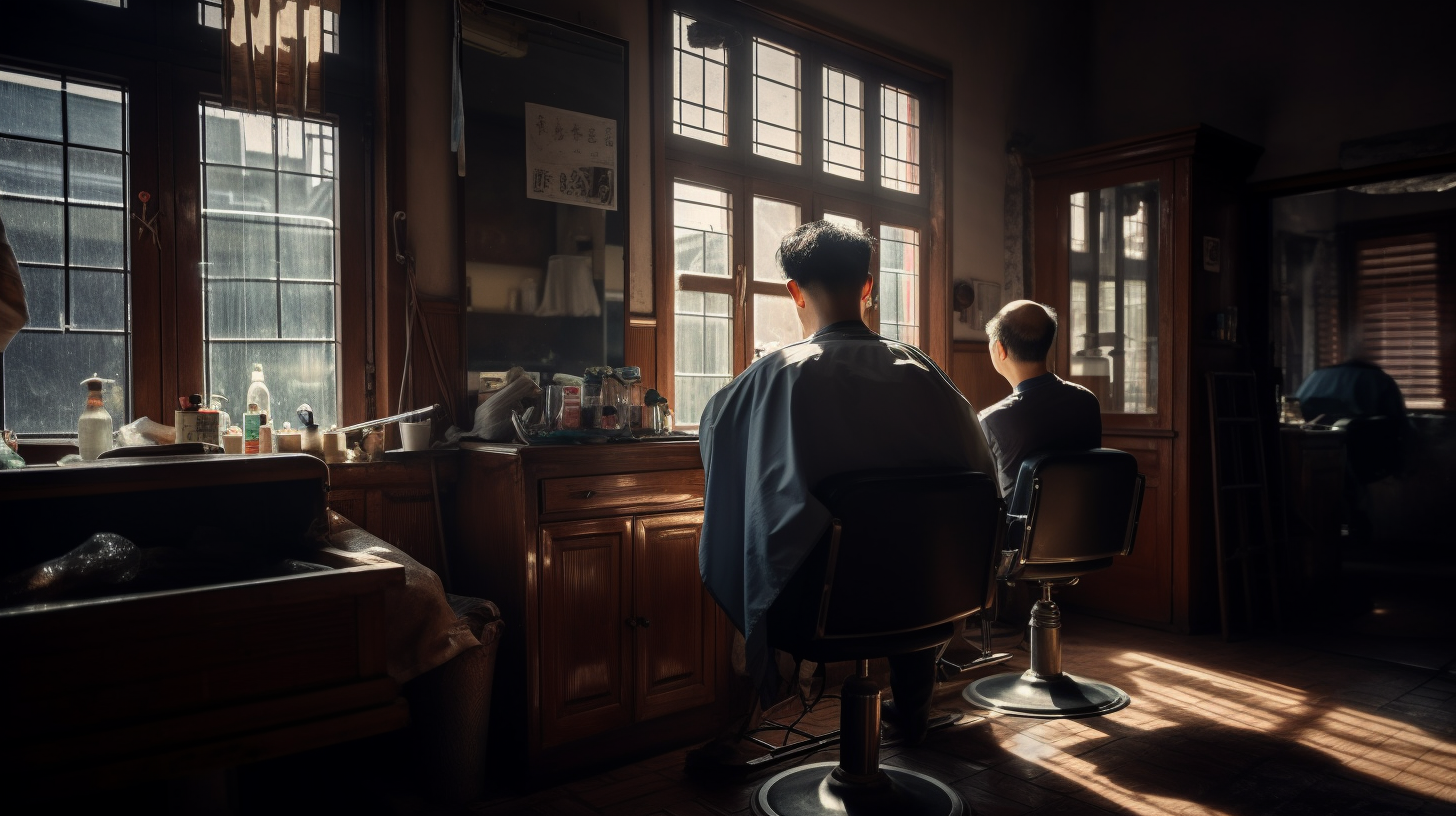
[[78, 375, 113, 461], [246, 364, 272, 419]]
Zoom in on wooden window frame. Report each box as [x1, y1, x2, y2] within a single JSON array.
[[0, 1, 373, 435], [651, 0, 949, 416]]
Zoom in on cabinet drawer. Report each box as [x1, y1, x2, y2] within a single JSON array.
[[541, 470, 705, 515]]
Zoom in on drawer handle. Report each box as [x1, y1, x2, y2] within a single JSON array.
[[575, 489, 596, 499], [625, 617, 638, 628], [638, 617, 652, 629]]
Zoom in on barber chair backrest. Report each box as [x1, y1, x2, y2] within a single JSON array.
[[777, 468, 1001, 646], [1007, 450, 1144, 572]]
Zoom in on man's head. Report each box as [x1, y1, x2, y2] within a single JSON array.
[[777, 221, 875, 333], [986, 300, 1057, 385]]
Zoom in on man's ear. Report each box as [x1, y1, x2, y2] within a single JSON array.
[[786, 279, 806, 308], [860, 275, 874, 302]]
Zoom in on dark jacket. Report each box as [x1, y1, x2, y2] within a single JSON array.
[[978, 372, 1102, 495]]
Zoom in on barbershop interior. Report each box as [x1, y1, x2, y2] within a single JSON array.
[[2, 0, 1455, 814]]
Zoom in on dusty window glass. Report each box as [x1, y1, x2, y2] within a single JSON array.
[[671, 12, 729, 146], [673, 181, 733, 424], [0, 69, 129, 436], [878, 224, 920, 346], [822, 66, 864, 180], [880, 84, 920, 194], [200, 104, 339, 428], [823, 212, 863, 231], [752, 196, 799, 282], [1067, 182, 1160, 414], [752, 38, 801, 165], [1070, 191, 1088, 253]]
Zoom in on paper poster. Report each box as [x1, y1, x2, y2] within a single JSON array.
[[524, 102, 617, 211]]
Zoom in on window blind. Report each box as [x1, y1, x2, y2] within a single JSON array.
[[1354, 233, 1443, 410]]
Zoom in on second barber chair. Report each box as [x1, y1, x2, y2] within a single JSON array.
[[963, 449, 1145, 719]]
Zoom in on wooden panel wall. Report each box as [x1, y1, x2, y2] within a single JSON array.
[[411, 299, 464, 427], [951, 341, 1011, 412], [626, 322, 658, 391]]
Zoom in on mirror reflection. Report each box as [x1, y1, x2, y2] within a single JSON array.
[[459, 5, 626, 385]]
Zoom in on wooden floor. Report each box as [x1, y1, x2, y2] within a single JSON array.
[[460, 615, 1456, 816]]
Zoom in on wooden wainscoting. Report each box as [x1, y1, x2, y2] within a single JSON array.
[[951, 341, 1011, 412], [627, 318, 658, 391]]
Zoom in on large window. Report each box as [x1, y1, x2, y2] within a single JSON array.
[[201, 105, 340, 426], [659, 4, 941, 423], [1352, 233, 1444, 410], [0, 69, 129, 435]]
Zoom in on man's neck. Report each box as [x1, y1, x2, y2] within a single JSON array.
[[805, 308, 865, 336], [1005, 363, 1050, 389]]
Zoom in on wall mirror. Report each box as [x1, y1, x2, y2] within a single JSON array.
[[458, 2, 627, 387]]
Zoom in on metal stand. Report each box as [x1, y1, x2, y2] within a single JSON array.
[[938, 611, 1014, 680], [752, 661, 965, 816], [963, 584, 1130, 719]]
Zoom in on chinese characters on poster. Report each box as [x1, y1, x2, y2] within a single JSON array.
[[524, 102, 617, 211]]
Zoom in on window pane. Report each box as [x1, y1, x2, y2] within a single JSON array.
[[18, 266, 63, 329], [68, 148, 125, 205], [673, 181, 731, 279], [1066, 182, 1160, 414], [0, 71, 130, 435], [0, 71, 62, 141], [674, 290, 733, 426], [753, 294, 801, 359], [671, 12, 729, 146], [879, 224, 920, 346], [823, 212, 862, 231], [1, 137, 63, 198], [209, 342, 338, 429], [822, 66, 864, 180], [1355, 235, 1443, 409], [752, 39, 800, 165], [66, 84, 124, 150], [70, 269, 127, 331], [880, 84, 921, 194], [2, 331, 126, 435], [201, 104, 339, 423], [1070, 191, 1088, 253], [69, 205, 126, 269], [752, 197, 800, 282]]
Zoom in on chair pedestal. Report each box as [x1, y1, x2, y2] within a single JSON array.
[[963, 585, 1130, 719], [752, 662, 965, 816]]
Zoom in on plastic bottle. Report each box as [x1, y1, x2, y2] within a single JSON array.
[[244, 402, 261, 455], [209, 395, 231, 446], [79, 375, 113, 461], [246, 364, 271, 419]]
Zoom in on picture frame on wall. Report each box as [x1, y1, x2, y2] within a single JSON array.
[[954, 278, 1003, 341]]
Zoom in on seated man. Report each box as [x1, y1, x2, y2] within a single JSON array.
[[697, 221, 996, 748], [978, 301, 1101, 495]]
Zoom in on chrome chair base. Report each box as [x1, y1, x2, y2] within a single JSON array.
[[963, 669, 1130, 719], [751, 762, 966, 816]]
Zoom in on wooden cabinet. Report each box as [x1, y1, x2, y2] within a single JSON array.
[[1030, 126, 1263, 632], [326, 455, 456, 578], [452, 441, 729, 778]]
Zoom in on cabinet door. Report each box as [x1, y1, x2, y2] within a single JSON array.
[[633, 512, 716, 721], [539, 518, 634, 748]]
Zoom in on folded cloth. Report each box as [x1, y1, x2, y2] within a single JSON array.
[[327, 510, 481, 684], [0, 216, 27, 353]]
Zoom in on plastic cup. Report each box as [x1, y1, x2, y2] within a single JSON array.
[[400, 420, 431, 451]]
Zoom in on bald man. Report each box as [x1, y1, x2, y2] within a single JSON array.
[[978, 300, 1101, 494]]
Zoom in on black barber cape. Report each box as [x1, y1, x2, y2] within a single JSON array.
[[978, 372, 1102, 495], [698, 321, 996, 704]]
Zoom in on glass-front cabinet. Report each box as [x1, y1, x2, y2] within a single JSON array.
[[1031, 127, 1261, 633]]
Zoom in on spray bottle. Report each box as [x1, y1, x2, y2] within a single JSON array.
[[79, 375, 113, 461]]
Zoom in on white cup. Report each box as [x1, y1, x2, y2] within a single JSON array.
[[400, 420, 431, 451]]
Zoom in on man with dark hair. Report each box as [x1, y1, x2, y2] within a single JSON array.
[[979, 300, 1102, 494], [696, 220, 996, 753]]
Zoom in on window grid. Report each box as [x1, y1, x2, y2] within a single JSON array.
[[199, 103, 340, 425], [672, 13, 729, 146], [821, 66, 864, 180], [878, 224, 920, 345], [1123, 201, 1148, 259], [1069, 191, 1088, 253], [880, 84, 920, 194], [0, 68, 130, 435], [199, 0, 223, 29], [673, 181, 735, 425], [323, 9, 339, 54], [751, 38, 801, 165]]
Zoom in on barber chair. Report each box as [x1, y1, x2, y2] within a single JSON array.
[[963, 450, 1145, 719], [752, 468, 1001, 816]]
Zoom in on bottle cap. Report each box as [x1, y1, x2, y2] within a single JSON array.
[[81, 375, 105, 391], [189, 394, 203, 408], [251, 363, 264, 381]]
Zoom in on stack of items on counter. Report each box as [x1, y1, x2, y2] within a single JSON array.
[[457, 365, 672, 443]]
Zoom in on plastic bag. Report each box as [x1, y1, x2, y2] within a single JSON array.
[[116, 416, 175, 447], [0, 533, 140, 605]]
